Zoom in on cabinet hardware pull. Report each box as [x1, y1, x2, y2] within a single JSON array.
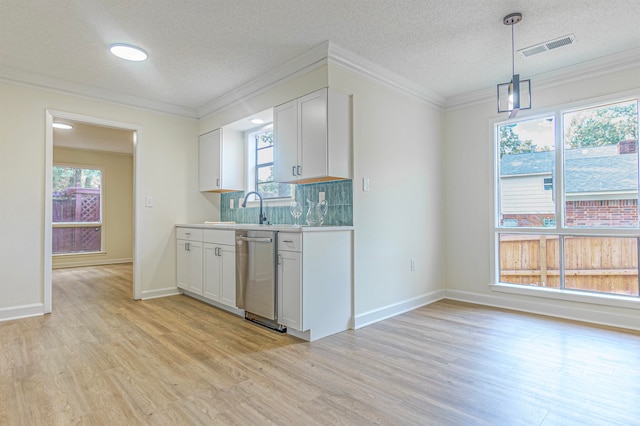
[[216, 178, 220, 187], [282, 240, 294, 243], [185, 243, 190, 251], [292, 166, 296, 177], [297, 165, 301, 176], [278, 254, 282, 265]]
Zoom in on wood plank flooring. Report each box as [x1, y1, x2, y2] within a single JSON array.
[[1, 263, 640, 425]]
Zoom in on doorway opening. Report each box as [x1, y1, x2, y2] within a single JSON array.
[[45, 110, 142, 312]]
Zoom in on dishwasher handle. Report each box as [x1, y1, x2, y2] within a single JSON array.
[[237, 236, 273, 243]]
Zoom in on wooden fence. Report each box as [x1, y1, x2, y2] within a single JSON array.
[[52, 187, 101, 253], [500, 234, 639, 295]]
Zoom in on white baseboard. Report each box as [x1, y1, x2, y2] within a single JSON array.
[[445, 289, 640, 332], [354, 289, 445, 329], [0, 303, 44, 322], [140, 287, 181, 300], [52, 258, 133, 269]]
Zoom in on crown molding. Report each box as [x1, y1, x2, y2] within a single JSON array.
[[0, 65, 198, 118], [444, 47, 640, 110], [327, 42, 446, 109], [197, 41, 331, 119]]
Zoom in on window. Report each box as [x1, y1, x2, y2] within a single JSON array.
[[247, 125, 292, 200], [495, 97, 639, 298], [52, 166, 102, 254]]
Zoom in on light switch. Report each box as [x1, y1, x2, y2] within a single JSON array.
[[145, 195, 154, 207], [363, 177, 370, 192]]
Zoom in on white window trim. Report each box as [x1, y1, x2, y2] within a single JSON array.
[[52, 163, 105, 255], [489, 89, 640, 306]]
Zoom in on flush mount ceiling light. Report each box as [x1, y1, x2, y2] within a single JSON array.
[[109, 43, 148, 61], [250, 118, 265, 125], [52, 122, 73, 130], [497, 13, 531, 119]]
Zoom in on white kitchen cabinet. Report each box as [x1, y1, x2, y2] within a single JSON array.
[[203, 229, 236, 308], [176, 228, 204, 295], [274, 88, 352, 183], [277, 234, 303, 330], [277, 230, 352, 341], [199, 128, 245, 192]]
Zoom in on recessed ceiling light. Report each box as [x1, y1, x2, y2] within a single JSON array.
[[250, 118, 265, 125], [52, 122, 73, 130], [109, 43, 148, 62]]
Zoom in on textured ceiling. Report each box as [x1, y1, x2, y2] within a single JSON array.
[[1, 0, 639, 116]]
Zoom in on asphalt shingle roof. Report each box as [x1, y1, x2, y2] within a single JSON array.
[[500, 145, 638, 193]]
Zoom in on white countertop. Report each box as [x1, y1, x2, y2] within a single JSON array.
[[175, 223, 353, 232]]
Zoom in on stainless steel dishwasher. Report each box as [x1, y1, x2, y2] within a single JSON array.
[[235, 229, 285, 332]]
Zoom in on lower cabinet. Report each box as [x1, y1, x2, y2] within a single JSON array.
[[277, 230, 352, 341], [177, 227, 236, 309], [176, 229, 204, 295], [204, 242, 236, 307], [277, 244, 303, 330]]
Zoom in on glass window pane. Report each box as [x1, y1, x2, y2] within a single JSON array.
[[256, 130, 273, 148], [563, 100, 639, 228], [257, 147, 273, 164], [257, 165, 273, 183], [52, 226, 102, 254], [52, 166, 101, 223], [563, 236, 638, 296], [499, 234, 560, 288], [258, 182, 292, 199], [498, 117, 556, 228]]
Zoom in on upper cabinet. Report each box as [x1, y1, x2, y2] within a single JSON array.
[[274, 88, 352, 184], [199, 128, 245, 192]]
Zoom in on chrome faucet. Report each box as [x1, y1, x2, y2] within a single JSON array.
[[242, 191, 267, 224]]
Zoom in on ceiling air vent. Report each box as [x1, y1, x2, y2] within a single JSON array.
[[518, 34, 576, 58]]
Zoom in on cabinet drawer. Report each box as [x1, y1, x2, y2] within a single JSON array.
[[278, 232, 302, 252], [204, 229, 236, 246], [176, 228, 203, 241]]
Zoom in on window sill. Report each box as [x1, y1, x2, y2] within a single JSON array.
[[53, 251, 107, 257], [490, 282, 640, 310], [243, 198, 294, 208]]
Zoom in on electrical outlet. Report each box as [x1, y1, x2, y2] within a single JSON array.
[[319, 191, 325, 202], [145, 195, 153, 207], [363, 177, 370, 192], [411, 259, 416, 271], [230, 199, 234, 209]]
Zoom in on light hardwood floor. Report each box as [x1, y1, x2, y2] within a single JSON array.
[[2, 263, 640, 425]]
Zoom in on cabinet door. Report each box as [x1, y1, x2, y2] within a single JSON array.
[[199, 129, 222, 191], [277, 250, 303, 330], [220, 245, 236, 307], [203, 243, 221, 301], [176, 240, 190, 290], [274, 98, 299, 182], [299, 89, 328, 180], [187, 240, 204, 295]]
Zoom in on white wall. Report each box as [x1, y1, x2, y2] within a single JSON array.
[[0, 81, 206, 319], [329, 65, 445, 326], [444, 65, 640, 330]]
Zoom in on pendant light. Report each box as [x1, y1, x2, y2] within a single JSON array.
[[497, 13, 531, 118]]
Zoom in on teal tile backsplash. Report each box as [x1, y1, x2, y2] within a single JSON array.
[[220, 179, 353, 226]]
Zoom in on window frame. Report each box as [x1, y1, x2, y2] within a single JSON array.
[[490, 90, 640, 309], [52, 163, 104, 256], [244, 124, 293, 205]]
